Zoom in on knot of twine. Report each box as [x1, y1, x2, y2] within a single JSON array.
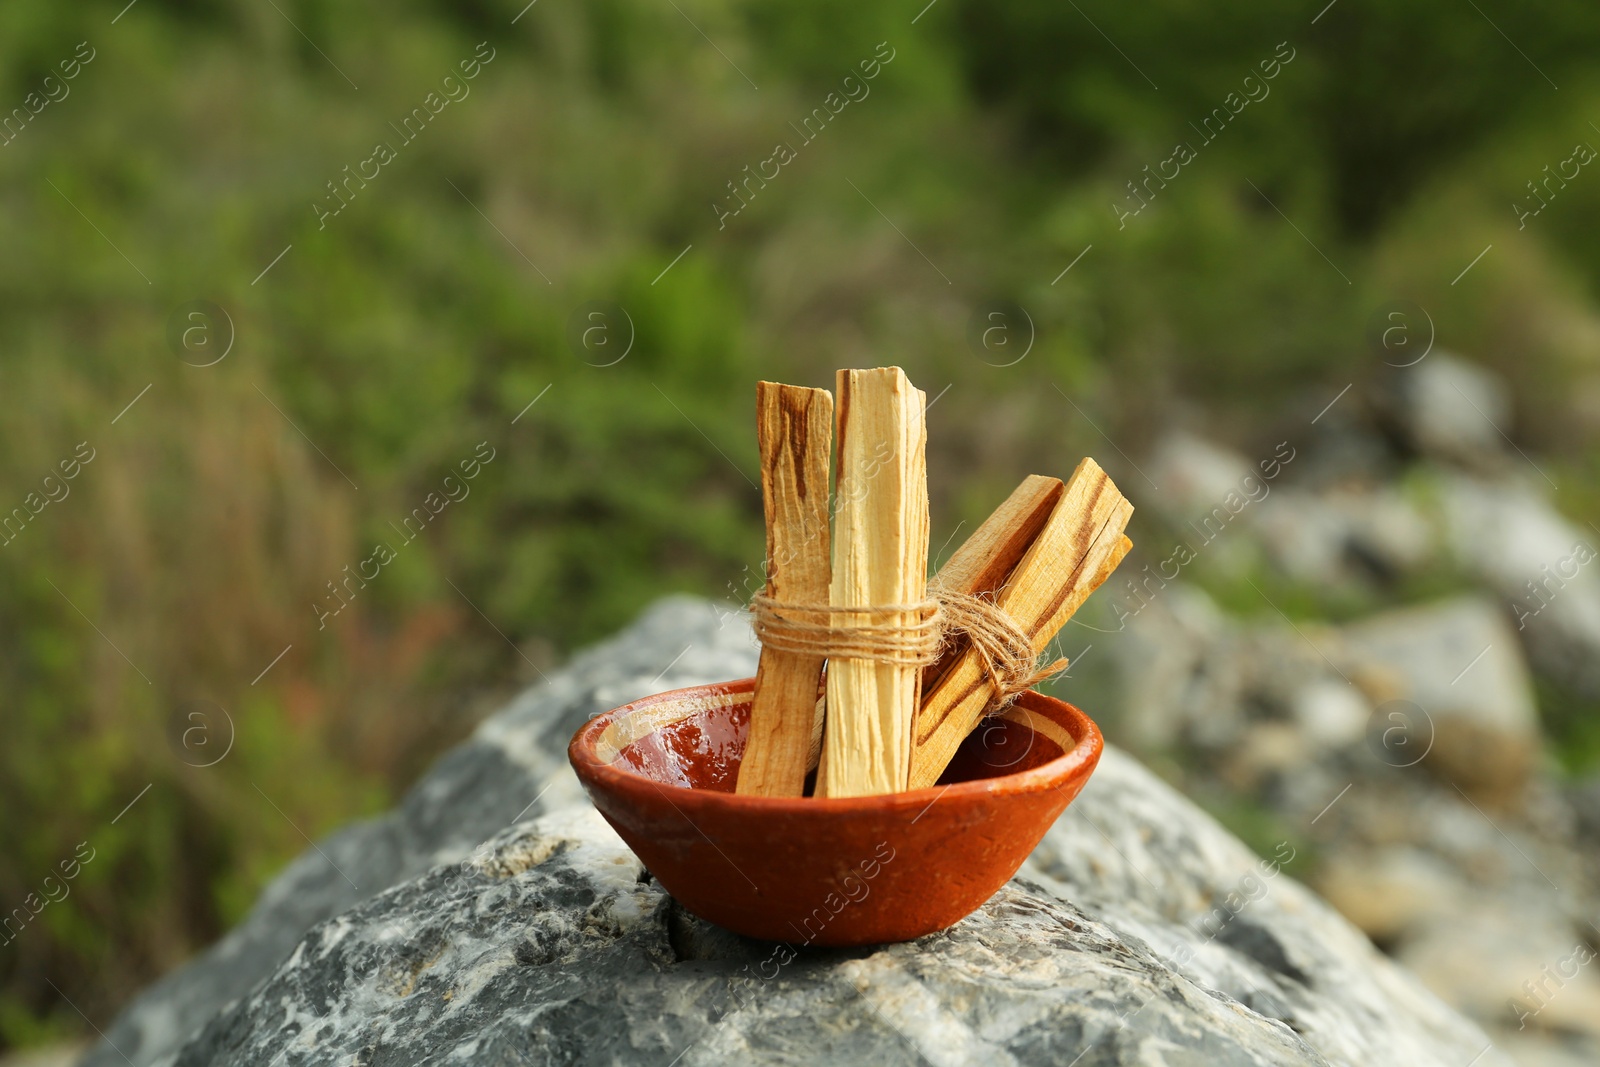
[[934, 590, 1069, 701], [750, 588, 1067, 708]]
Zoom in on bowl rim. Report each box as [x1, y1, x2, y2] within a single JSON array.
[[568, 676, 1103, 815]]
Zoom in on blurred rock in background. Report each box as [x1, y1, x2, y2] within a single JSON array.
[[1089, 356, 1600, 1066]]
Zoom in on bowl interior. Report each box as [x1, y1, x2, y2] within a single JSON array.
[[593, 683, 1076, 792]]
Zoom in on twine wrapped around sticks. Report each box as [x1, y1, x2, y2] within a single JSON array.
[[750, 588, 1068, 709], [750, 597, 944, 665]]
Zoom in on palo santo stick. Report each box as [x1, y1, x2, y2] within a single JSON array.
[[907, 458, 1132, 789], [821, 478, 1126, 790], [737, 382, 834, 797], [1093, 535, 1134, 600], [923, 475, 1065, 692], [819, 367, 929, 797]]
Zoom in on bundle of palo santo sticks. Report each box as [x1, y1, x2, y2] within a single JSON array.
[[735, 367, 1133, 799]]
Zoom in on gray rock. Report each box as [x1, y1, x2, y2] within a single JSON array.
[[1024, 750, 1504, 1067], [1394, 353, 1513, 468], [84, 598, 1504, 1067], [1107, 580, 1238, 752], [1251, 486, 1433, 587], [158, 808, 1328, 1067], [1339, 596, 1540, 801], [1437, 474, 1600, 697], [1142, 432, 1434, 591], [1396, 905, 1600, 1047], [1329, 795, 1600, 1064], [1146, 432, 1257, 509], [1289, 681, 1370, 750], [1311, 846, 1467, 944]]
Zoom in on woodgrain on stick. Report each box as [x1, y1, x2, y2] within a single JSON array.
[[908, 458, 1132, 789], [818, 367, 929, 797], [736, 382, 834, 797], [923, 474, 1064, 692]]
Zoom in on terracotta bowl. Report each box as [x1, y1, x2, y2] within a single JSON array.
[[568, 678, 1102, 946]]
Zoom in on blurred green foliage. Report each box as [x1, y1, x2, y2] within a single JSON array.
[[4, 0, 1600, 1048]]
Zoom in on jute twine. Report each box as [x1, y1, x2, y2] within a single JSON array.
[[750, 588, 1067, 709]]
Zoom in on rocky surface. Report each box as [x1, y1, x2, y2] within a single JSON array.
[[83, 598, 1499, 1067], [1098, 355, 1600, 1067], [1102, 572, 1600, 1062], [161, 810, 1329, 1067]]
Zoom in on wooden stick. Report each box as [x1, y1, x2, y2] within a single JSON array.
[[923, 475, 1065, 692], [737, 382, 835, 797], [818, 367, 928, 797], [1092, 535, 1134, 602], [907, 458, 1132, 789]]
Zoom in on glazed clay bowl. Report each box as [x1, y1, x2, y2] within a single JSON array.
[[568, 677, 1102, 946]]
